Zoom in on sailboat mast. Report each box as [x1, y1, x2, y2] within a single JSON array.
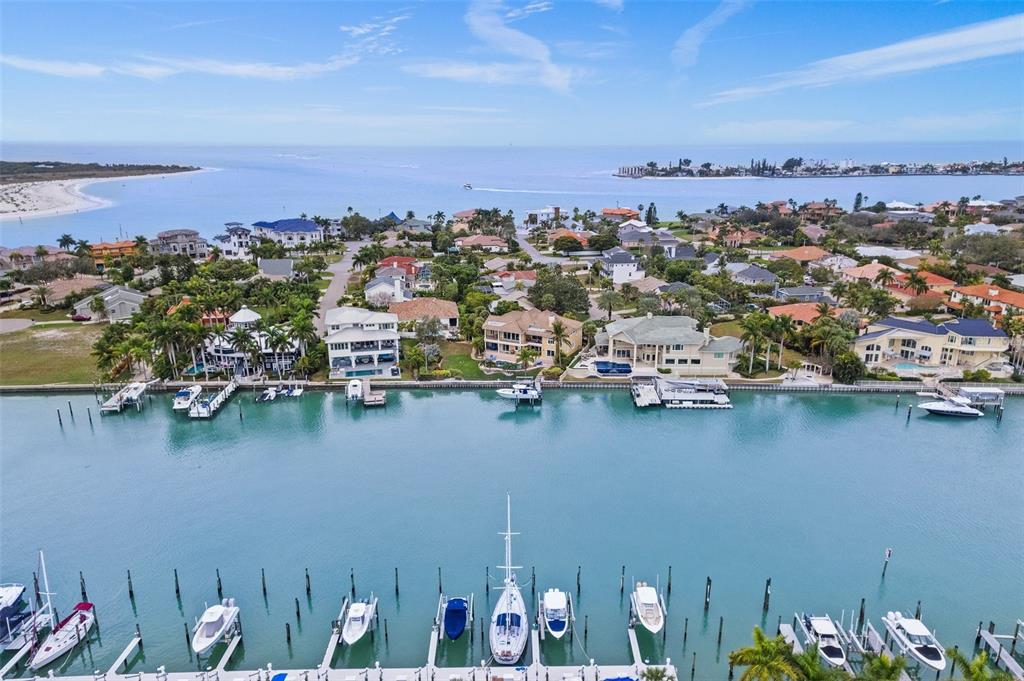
[[504, 493, 512, 584], [39, 550, 53, 612]]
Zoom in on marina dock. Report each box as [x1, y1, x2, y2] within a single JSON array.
[[189, 380, 238, 418], [977, 622, 1024, 681], [631, 378, 732, 409], [100, 382, 149, 413], [363, 383, 386, 407]]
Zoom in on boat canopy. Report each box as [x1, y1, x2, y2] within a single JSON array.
[[900, 619, 931, 636], [810, 618, 839, 636], [544, 591, 567, 609], [636, 586, 658, 604], [496, 613, 521, 628]]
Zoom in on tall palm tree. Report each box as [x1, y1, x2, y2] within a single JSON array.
[[289, 312, 318, 356], [550, 320, 570, 367], [792, 645, 848, 681], [945, 648, 1014, 681], [133, 235, 149, 254], [739, 313, 768, 375], [268, 327, 292, 379], [904, 272, 929, 295], [598, 290, 623, 321], [874, 269, 896, 287], [855, 654, 906, 681], [728, 627, 801, 681], [516, 345, 538, 371], [770, 314, 796, 370], [227, 326, 258, 376], [32, 284, 53, 308], [57, 233, 76, 250]]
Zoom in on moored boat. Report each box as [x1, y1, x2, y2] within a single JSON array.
[[540, 588, 570, 640], [882, 611, 946, 672], [489, 494, 528, 664], [346, 379, 364, 401], [172, 385, 203, 411], [917, 396, 982, 417], [496, 378, 542, 403], [442, 596, 470, 641], [258, 387, 278, 402], [341, 596, 377, 645], [29, 602, 95, 670], [630, 582, 665, 634], [191, 598, 240, 656], [800, 614, 847, 668]]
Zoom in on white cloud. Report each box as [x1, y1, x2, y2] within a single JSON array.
[[593, 0, 624, 10], [672, 0, 748, 69], [703, 13, 1024, 105], [403, 0, 575, 92], [339, 13, 411, 55], [505, 1, 553, 21], [0, 53, 358, 81]]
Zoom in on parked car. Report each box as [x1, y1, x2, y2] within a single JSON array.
[[71, 314, 91, 322]]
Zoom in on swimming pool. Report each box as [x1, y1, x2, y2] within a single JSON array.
[[893, 361, 933, 371]]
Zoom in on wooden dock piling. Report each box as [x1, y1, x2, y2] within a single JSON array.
[[57, 409, 63, 427], [127, 569, 135, 601], [667, 565, 672, 594], [762, 578, 771, 611], [87, 407, 93, 426], [717, 616, 724, 646], [394, 567, 399, 596], [295, 597, 301, 620], [690, 652, 696, 680], [914, 601, 921, 619], [576, 565, 581, 594], [262, 568, 267, 596], [68, 400, 74, 417], [438, 566, 442, 595], [80, 571, 88, 601], [305, 568, 311, 596], [620, 565, 625, 594], [684, 617, 688, 644], [184, 622, 191, 648], [704, 577, 712, 610], [286, 622, 292, 644], [174, 568, 180, 599], [350, 568, 355, 597], [857, 598, 865, 632], [216, 568, 223, 599]]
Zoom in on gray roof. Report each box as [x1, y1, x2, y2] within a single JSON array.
[[604, 315, 706, 345], [258, 258, 294, 277], [366, 275, 403, 290], [735, 264, 778, 283], [656, 282, 693, 294], [602, 246, 638, 264], [705, 336, 743, 352]]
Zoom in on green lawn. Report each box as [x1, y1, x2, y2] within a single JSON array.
[[712, 319, 811, 377], [315, 279, 331, 290], [0, 308, 71, 322], [0, 324, 103, 385]]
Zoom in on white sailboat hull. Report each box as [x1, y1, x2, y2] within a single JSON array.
[[489, 585, 528, 665], [29, 604, 95, 670]]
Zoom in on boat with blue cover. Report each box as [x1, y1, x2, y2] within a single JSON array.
[[440, 595, 473, 640]]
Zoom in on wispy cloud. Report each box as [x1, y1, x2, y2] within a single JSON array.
[[403, 0, 575, 92], [672, 0, 748, 69], [557, 40, 624, 60], [0, 53, 359, 80], [338, 13, 411, 55], [593, 0, 624, 11], [505, 1, 553, 21], [165, 18, 231, 31], [702, 13, 1024, 105]]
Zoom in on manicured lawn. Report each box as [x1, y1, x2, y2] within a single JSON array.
[[315, 279, 331, 290], [0, 308, 71, 322], [710, 320, 742, 337], [0, 324, 103, 385], [713, 320, 812, 377]]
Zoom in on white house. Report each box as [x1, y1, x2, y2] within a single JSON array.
[[72, 285, 145, 322], [215, 223, 255, 260], [601, 247, 645, 285], [364, 275, 413, 305], [325, 307, 401, 379], [811, 253, 857, 273], [593, 314, 742, 376], [252, 218, 323, 249], [204, 305, 300, 376]]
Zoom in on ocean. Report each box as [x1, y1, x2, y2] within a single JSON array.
[[2, 142, 1023, 246]]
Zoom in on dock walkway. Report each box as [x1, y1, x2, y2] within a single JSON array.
[[189, 380, 238, 419], [100, 382, 148, 413], [978, 627, 1024, 681]]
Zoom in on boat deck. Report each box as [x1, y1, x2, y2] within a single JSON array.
[[100, 383, 148, 413], [978, 626, 1024, 681], [189, 380, 238, 419]]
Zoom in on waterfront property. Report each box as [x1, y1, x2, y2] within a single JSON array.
[[593, 313, 742, 376], [325, 306, 401, 378], [252, 218, 324, 249], [71, 285, 144, 322], [205, 305, 300, 376], [389, 297, 460, 338], [150, 229, 209, 260], [483, 309, 582, 367], [853, 316, 1009, 374], [946, 284, 1024, 321], [88, 240, 137, 272]]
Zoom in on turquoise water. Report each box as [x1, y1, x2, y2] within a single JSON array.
[[1, 390, 1021, 678], [892, 363, 928, 371]]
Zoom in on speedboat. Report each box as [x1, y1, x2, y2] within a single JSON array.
[[288, 384, 304, 397], [630, 582, 664, 634], [801, 615, 846, 668], [172, 385, 202, 410], [342, 597, 376, 645], [918, 396, 982, 417], [882, 611, 946, 672], [346, 379, 363, 401], [0, 585, 26, 621], [191, 598, 239, 656], [443, 597, 470, 641], [541, 588, 570, 640], [496, 383, 541, 402], [29, 602, 95, 670], [258, 387, 278, 402], [463, 183, 473, 190], [489, 494, 528, 665]]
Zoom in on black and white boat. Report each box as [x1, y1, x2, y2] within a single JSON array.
[[800, 614, 847, 668], [540, 588, 571, 640], [917, 395, 982, 417], [882, 611, 946, 672]]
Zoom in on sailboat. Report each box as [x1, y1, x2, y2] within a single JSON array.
[[2, 552, 55, 652], [29, 603, 95, 669], [489, 494, 529, 665]]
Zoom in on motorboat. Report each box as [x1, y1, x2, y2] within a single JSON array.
[[258, 387, 278, 402], [463, 183, 473, 190], [346, 379, 364, 401], [540, 588, 570, 640], [496, 382, 541, 402], [489, 494, 528, 665], [287, 384, 304, 397], [0, 585, 25, 621], [172, 385, 203, 411], [917, 395, 982, 417], [191, 598, 240, 656], [801, 615, 846, 668], [29, 602, 95, 670], [341, 596, 376, 645], [882, 611, 946, 672], [630, 582, 664, 634], [5, 552, 56, 651], [442, 596, 470, 641]]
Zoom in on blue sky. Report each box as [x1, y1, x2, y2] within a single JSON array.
[[2, 1, 1022, 145]]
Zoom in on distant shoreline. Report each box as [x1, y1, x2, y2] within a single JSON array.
[[615, 172, 1024, 180], [0, 168, 210, 222]]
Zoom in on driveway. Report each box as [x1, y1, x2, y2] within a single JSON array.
[[0, 318, 32, 334], [316, 242, 366, 334], [514, 234, 563, 265]]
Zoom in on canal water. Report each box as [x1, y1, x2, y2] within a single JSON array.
[[1, 390, 1021, 678]]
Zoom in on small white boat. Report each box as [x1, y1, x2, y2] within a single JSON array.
[[288, 384, 304, 397], [258, 387, 278, 402], [0, 585, 25, 621], [540, 588, 570, 640], [341, 596, 376, 645], [917, 395, 982, 417], [801, 615, 846, 668], [191, 598, 240, 656], [172, 385, 203, 410], [29, 602, 95, 670], [496, 382, 541, 402], [489, 494, 528, 665], [463, 183, 473, 190], [346, 379, 364, 401], [630, 582, 664, 634], [882, 611, 946, 672]]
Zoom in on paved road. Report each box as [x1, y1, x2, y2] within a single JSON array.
[[0, 318, 32, 334], [514, 234, 564, 264], [316, 242, 366, 334]]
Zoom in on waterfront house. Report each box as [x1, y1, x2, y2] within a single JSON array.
[[89, 241, 137, 272], [946, 284, 1024, 321], [252, 218, 324, 249], [483, 309, 582, 367], [215, 223, 255, 260], [593, 313, 741, 376], [205, 305, 300, 376], [151, 229, 209, 260], [884, 271, 955, 304], [853, 316, 1008, 373], [166, 295, 230, 327], [523, 205, 565, 226], [325, 306, 401, 379], [364, 275, 414, 305], [389, 297, 460, 338], [601, 207, 641, 224], [601, 247, 645, 285], [454, 234, 508, 253], [72, 285, 144, 322], [767, 302, 851, 328], [799, 201, 844, 222]]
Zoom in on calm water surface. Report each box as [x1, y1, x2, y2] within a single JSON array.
[[1, 390, 1021, 677]]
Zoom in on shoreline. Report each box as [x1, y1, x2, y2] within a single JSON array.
[[0, 168, 212, 223], [616, 172, 1024, 181]]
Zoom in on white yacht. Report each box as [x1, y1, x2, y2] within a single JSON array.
[[630, 582, 665, 634], [29, 602, 95, 670], [801, 615, 847, 668], [489, 494, 529, 665], [917, 395, 983, 417], [346, 379, 364, 401], [540, 588, 570, 640], [172, 385, 203, 411], [258, 387, 278, 402], [191, 598, 240, 656], [341, 596, 376, 645], [496, 380, 541, 402], [882, 611, 946, 672], [0, 585, 25, 621]]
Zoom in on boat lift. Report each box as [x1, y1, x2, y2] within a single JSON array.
[[537, 592, 575, 642], [100, 382, 150, 413], [434, 593, 474, 642], [792, 613, 854, 674], [333, 594, 379, 648]]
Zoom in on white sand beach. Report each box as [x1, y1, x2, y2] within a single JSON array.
[[0, 169, 210, 222]]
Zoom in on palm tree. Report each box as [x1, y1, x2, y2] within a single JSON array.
[[133, 235, 149, 254], [268, 327, 292, 379], [874, 269, 896, 287], [598, 290, 623, 320], [32, 284, 53, 308], [550, 320, 570, 367], [770, 314, 796, 370], [739, 313, 768, 375], [289, 311, 318, 356], [830, 281, 848, 306], [89, 296, 108, 321], [57, 233, 76, 250], [792, 645, 847, 681], [904, 272, 929, 295], [516, 345, 538, 371], [728, 627, 801, 681], [945, 648, 1014, 681], [227, 326, 258, 376], [855, 654, 906, 681]]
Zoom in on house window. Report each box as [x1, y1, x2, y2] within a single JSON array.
[[672, 344, 684, 351], [665, 358, 675, 364], [691, 358, 701, 365], [714, 352, 724, 359], [546, 350, 554, 357]]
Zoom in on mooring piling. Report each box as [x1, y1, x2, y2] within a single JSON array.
[[882, 548, 892, 578], [485, 567, 490, 594], [57, 409, 63, 428], [857, 598, 865, 632], [619, 565, 625, 594], [68, 400, 74, 418], [350, 568, 355, 597], [438, 567, 442, 595], [683, 617, 689, 644], [305, 568, 311, 596], [717, 616, 724, 647], [183, 622, 191, 648], [576, 565, 581, 594], [262, 568, 267, 597], [87, 407, 93, 426], [79, 572, 88, 601], [762, 577, 772, 611], [394, 567, 399, 596], [690, 652, 696, 681], [174, 569, 181, 599], [127, 569, 135, 601], [295, 598, 301, 621], [704, 577, 712, 610], [216, 569, 223, 599], [286, 622, 291, 644], [667, 565, 673, 594], [915, 601, 921, 619]]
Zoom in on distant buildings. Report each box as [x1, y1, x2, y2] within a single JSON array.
[[601, 207, 641, 223], [151, 229, 209, 260], [252, 218, 323, 248], [88, 241, 137, 272], [214, 223, 255, 260], [483, 309, 583, 367]]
